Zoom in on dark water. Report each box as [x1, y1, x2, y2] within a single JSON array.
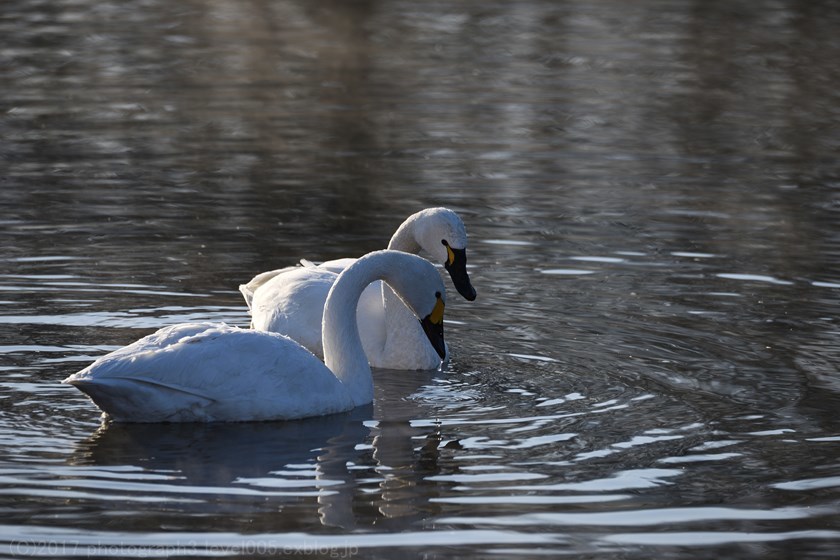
[[2, 0, 840, 558]]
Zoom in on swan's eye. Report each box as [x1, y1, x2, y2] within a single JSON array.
[[441, 240, 455, 266]]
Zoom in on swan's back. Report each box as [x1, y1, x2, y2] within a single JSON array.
[[248, 267, 336, 356], [64, 323, 355, 422], [238, 265, 301, 311], [246, 263, 386, 359]]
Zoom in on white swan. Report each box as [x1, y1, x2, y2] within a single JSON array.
[[62, 250, 447, 423], [239, 207, 475, 370]]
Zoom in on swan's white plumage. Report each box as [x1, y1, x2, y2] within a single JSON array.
[[65, 323, 354, 422], [245, 267, 337, 357], [64, 251, 446, 423], [240, 208, 471, 370]]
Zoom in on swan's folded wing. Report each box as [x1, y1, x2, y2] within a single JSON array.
[[64, 324, 355, 422], [317, 258, 357, 274], [65, 374, 217, 422], [239, 266, 302, 311], [249, 268, 337, 356]]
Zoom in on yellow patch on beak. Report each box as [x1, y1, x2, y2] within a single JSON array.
[[429, 295, 445, 325], [445, 244, 456, 266]]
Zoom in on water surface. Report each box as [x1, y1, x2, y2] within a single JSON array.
[[2, 0, 840, 558]]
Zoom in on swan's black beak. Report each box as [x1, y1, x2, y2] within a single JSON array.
[[420, 294, 446, 360], [443, 243, 477, 301]]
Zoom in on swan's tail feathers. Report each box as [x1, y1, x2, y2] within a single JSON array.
[[63, 375, 216, 422], [239, 266, 303, 310], [299, 259, 317, 268], [239, 284, 255, 311]]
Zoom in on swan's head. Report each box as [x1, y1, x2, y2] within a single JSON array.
[[413, 207, 477, 302], [382, 251, 448, 360]]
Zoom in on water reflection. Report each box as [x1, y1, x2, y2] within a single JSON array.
[[66, 368, 453, 530], [3, 0, 840, 557], [72, 409, 370, 526]]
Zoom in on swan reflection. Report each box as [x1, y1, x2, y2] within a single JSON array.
[[69, 368, 457, 529], [71, 406, 371, 526]]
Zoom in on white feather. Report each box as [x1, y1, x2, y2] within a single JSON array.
[[240, 208, 470, 370], [64, 251, 446, 422]]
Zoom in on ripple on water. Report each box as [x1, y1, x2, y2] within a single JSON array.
[[716, 273, 794, 286], [772, 476, 840, 492], [537, 268, 598, 275], [0, 528, 567, 557], [437, 504, 828, 527], [600, 530, 840, 548], [0, 307, 248, 329]]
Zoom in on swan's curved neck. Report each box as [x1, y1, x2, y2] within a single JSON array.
[[387, 214, 422, 253], [322, 254, 391, 406]]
